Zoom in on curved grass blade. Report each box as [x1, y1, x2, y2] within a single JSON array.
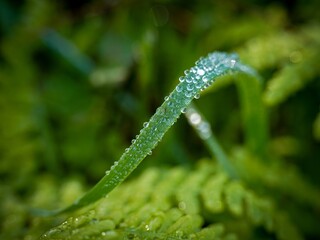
[[185, 103, 238, 178], [37, 52, 257, 216]]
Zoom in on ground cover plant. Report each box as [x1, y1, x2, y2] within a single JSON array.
[[0, 0, 320, 239]]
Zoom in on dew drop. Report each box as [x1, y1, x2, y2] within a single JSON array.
[[230, 59, 236, 67], [148, 151, 152, 155], [181, 108, 187, 113], [176, 85, 183, 92], [202, 76, 209, 83], [143, 122, 149, 127], [189, 112, 201, 125], [185, 92, 192, 98], [105, 170, 110, 175], [156, 107, 164, 115], [179, 76, 185, 82], [164, 96, 169, 101], [197, 69, 205, 76], [189, 72, 196, 80], [184, 70, 189, 75], [131, 139, 136, 144], [194, 93, 200, 99], [167, 101, 174, 107], [125, 148, 129, 153], [187, 84, 194, 91], [195, 82, 202, 89]]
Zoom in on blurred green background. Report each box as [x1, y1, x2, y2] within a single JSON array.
[[0, 0, 319, 239]]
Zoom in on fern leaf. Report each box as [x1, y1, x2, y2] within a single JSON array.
[[263, 50, 320, 106]]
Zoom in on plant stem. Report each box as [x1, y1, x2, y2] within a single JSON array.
[[185, 104, 238, 178]]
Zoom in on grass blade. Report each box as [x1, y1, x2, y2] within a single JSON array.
[[37, 52, 256, 215]]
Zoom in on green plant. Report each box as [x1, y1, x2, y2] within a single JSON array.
[[39, 50, 320, 239], [1, 1, 320, 240], [37, 52, 257, 215]]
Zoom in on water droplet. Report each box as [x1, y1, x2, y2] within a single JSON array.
[[189, 112, 201, 124], [164, 96, 169, 101], [197, 69, 205, 76], [230, 59, 236, 67], [143, 122, 149, 127], [148, 151, 152, 155], [105, 170, 110, 175], [181, 108, 187, 113], [187, 84, 194, 91], [202, 76, 209, 82], [131, 139, 136, 144], [168, 101, 174, 107], [125, 148, 129, 153], [184, 70, 189, 75], [186, 77, 192, 83], [195, 82, 202, 89], [194, 93, 200, 99], [185, 92, 192, 98], [189, 72, 196, 80], [156, 107, 164, 115], [179, 76, 185, 82], [176, 85, 182, 92], [198, 122, 212, 139]]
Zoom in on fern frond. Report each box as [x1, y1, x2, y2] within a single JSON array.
[[263, 49, 320, 106], [41, 161, 303, 240]]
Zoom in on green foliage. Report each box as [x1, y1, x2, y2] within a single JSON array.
[[1, 0, 320, 239], [41, 161, 304, 240]]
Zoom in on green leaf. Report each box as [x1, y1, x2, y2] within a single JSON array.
[[35, 52, 259, 215]]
